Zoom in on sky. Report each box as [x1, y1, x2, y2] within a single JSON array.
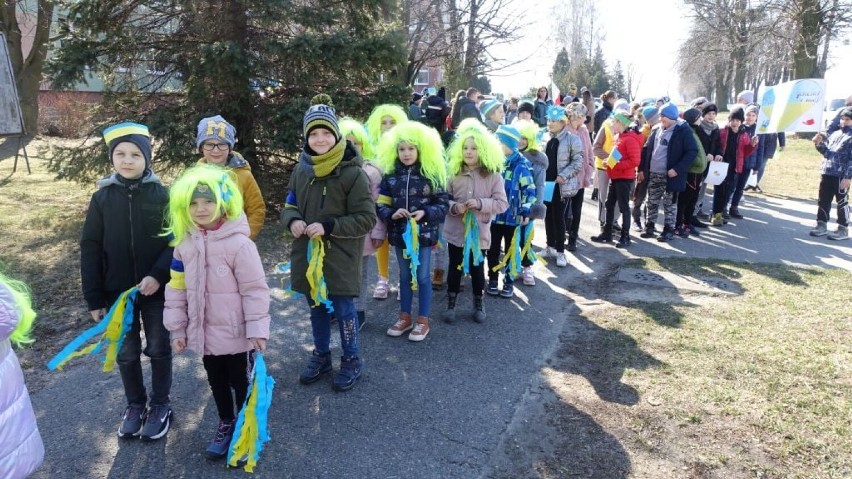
[[489, 0, 852, 102]]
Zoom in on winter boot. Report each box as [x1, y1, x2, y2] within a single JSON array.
[[590, 224, 614, 243], [640, 221, 656, 238], [443, 293, 458, 323], [809, 221, 828, 237], [473, 295, 486, 323], [615, 231, 631, 249], [431, 268, 445, 290], [828, 225, 849, 241]]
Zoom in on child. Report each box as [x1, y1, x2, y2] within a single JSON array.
[[480, 98, 505, 132], [0, 272, 45, 478], [591, 111, 641, 247], [487, 125, 537, 297], [365, 104, 407, 299], [516, 119, 549, 283], [163, 165, 271, 458], [711, 107, 758, 226], [676, 108, 709, 237], [195, 115, 266, 240], [282, 104, 376, 389], [80, 122, 174, 440], [692, 103, 722, 226], [339, 117, 387, 329], [442, 119, 509, 322], [563, 102, 596, 252], [725, 105, 760, 219], [810, 107, 852, 240], [376, 121, 449, 341]]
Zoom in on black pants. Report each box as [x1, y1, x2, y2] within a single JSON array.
[[544, 188, 566, 252], [677, 173, 703, 225], [817, 174, 849, 226], [447, 243, 486, 295], [605, 180, 633, 229], [487, 223, 517, 282], [713, 162, 737, 214], [632, 179, 648, 225], [203, 351, 255, 421], [564, 188, 585, 240]]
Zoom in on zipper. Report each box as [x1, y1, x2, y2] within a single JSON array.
[[320, 185, 327, 210], [404, 166, 411, 211], [128, 190, 139, 281]]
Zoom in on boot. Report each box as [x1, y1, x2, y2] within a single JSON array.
[[828, 225, 849, 241], [809, 220, 828, 237], [615, 231, 631, 249], [387, 312, 414, 337], [408, 316, 430, 342], [566, 236, 577, 252], [591, 224, 613, 243], [443, 293, 458, 323], [473, 295, 486, 323], [640, 221, 656, 238], [431, 268, 445, 290]]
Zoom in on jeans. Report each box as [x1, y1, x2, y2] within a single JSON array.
[[395, 246, 432, 317], [307, 295, 359, 358], [817, 174, 849, 226], [203, 351, 254, 421], [114, 293, 172, 407], [446, 243, 486, 296]]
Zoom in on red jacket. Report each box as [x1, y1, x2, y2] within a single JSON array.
[[719, 125, 757, 173], [606, 130, 642, 180]]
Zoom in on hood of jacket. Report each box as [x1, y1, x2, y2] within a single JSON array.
[[96, 169, 162, 189]]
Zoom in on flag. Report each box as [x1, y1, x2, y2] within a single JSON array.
[[606, 147, 623, 169]]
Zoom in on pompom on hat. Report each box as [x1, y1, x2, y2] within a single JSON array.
[[496, 124, 522, 151], [303, 104, 341, 142], [103, 122, 152, 167], [196, 115, 236, 150]]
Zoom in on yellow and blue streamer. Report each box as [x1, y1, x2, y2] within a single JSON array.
[[306, 238, 334, 313], [402, 217, 420, 291], [274, 262, 303, 299], [47, 287, 139, 372], [459, 211, 484, 275], [490, 225, 523, 280], [228, 353, 275, 473], [520, 221, 546, 266]]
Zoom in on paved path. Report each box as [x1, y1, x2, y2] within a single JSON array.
[[28, 190, 850, 479]]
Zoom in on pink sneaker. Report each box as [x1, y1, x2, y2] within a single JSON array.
[[521, 266, 535, 286]]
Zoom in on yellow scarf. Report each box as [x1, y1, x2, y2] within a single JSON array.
[[310, 140, 346, 178]]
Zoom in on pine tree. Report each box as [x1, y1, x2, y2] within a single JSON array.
[[46, 0, 407, 183], [610, 60, 625, 100], [551, 47, 571, 93]]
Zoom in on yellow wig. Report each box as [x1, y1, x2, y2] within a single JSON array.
[[338, 117, 375, 160], [365, 104, 408, 146], [515, 119, 542, 153], [165, 164, 244, 246], [446, 118, 506, 176], [375, 120, 447, 189], [0, 271, 36, 348]]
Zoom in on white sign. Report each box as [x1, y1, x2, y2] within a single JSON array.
[[756, 79, 826, 134], [0, 32, 25, 136]]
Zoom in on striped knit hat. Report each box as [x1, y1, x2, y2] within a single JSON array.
[[480, 98, 502, 119], [496, 124, 522, 151], [303, 104, 340, 141], [103, 122, 152, 166]]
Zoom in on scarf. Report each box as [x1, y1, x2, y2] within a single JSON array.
[[700, 118, 718, 136], [306, 139, 345, 178]]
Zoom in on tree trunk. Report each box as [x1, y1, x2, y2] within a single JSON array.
[[462, 0, 480, 84], [792, 0, 821, 79], [714, 66, 729, 110]]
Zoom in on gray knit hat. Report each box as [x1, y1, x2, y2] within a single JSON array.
[[196, 115, 236, 150], [303, 104, 340, 141]]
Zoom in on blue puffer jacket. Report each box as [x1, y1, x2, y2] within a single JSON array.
[[377, 163, 449, 248], [495, 151, 537, 226], [816, 126, 852, 178]]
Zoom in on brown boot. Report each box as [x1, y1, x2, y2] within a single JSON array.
[[408, 316, 430, 342], [431, 268, 445, 290], [387, 312, 414, 337]]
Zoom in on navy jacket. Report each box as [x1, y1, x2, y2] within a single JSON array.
[[377, 163, 449, 248], [639, 121, 699, 193]]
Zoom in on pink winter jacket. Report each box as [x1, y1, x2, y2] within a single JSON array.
[[0, 285, 44, 479], [444, 167, 509, 249], [361, 161, 387, 256], [567, 123, 596, 188], [164, 214, 271, 356]]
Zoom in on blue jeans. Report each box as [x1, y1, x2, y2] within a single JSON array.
[[307, 295, 359, 359], [114, 293, 172, 406], [395, 246, 432, 317]]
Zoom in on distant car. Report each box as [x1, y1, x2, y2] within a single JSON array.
[[824, 98, 846, 130]]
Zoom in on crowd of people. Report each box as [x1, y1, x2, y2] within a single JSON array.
[[2, 83, 850, 476]]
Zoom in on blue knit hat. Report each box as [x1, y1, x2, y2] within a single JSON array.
[[480, 99, 502, 119], [103, 122, 152, 167], [496, 124, 521, 151], [196, 115, 236, 150], [642, 106, 660, 123], [303, 104, 340, 141], [546, 105, 566, 122], [660, 102, 679, 120]]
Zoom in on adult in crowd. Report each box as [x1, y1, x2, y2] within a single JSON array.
[[409, 92, 424, 121], [451, 87, 483, 128], [532, 86, 554, 127], [424, 86, 451, 135], [593, 90, 617, 136]]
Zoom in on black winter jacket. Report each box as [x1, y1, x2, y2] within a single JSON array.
[[80, 171, 173, 310], [376, 163, 449, 248]]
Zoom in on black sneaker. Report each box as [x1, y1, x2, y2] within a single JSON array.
[[486, 279, 499, 296], [333, 356, 363, 392], [566, 237, 577, 252], [118, 404, 146, 438], [500, 282, 514, 298], [140, 404, 172, 441], [205, 419, 235, 459], [299, 351, 332, 385]]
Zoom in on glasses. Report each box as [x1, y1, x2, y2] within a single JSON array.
[[202, 143, 229, 152]]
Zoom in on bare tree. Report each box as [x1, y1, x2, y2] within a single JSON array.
[[624, 62, 641, 102]]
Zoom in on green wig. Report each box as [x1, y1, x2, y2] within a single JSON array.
[[0, 271, 36, 348], [165, 164, 245, 246], [365, 104, 408, 146], [338, 117, 375, 160], [446, 118, 506, 176], [515, 119, 542, 153], [375, 120, 447, 189]]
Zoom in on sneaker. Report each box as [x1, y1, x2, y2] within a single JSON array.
[[486, 279, 500, 296], [408, 317, 430, 341], [566, 237, 577, 252], [556, 252, 568, 267], [500, 282, 514, 298], [729, 208, 744, 219], [540, 246, 557, 258], [299, 351, 332, 384], [333, 357, 363, 392], [809, 221, 828, 237], [372, 278, 389, 299], [675, 225, 689, 238], [431, 268, 445, 290], [118, 404, 146, 438], [711, 213, 725, 226], [140, 404, 172, 441], [387, 312, 414, 336], [205, 419, 235, 459], [631, 221, 643, 232], [657, 228, 675, 242], [828, 225, 849, 241], [521, 267, 535, 286]]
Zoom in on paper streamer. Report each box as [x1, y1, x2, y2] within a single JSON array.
[[227, 353, 275, 473]]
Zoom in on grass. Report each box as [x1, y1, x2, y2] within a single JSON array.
[[557, 258, 852, 478]]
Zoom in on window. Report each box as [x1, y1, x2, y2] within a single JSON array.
[[414, 69, 429, 86]]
